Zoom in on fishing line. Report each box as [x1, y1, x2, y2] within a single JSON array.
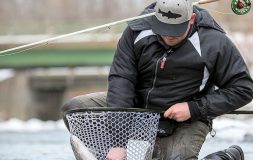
[[0, 22, 126, 57], [0, 42, 49, 57]]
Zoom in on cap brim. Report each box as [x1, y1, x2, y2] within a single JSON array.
[[150, 16, 189, 37]]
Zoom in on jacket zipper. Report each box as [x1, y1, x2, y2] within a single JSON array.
[[160, 57, 167, 69], [145, 49, 173, 108]]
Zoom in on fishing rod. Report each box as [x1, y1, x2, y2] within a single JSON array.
[[0, 0, 251, 55], [151, 109, 253, 115], [228, 110, 253, 114], [0, 13, 155, 55]]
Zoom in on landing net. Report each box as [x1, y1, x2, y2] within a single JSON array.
[[64, 108, 160, 160]]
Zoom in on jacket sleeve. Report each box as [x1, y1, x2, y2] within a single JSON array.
[[188, 35, 253, 121], [107, 27, 138, 108]]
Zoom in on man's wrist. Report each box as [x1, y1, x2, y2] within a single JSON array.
[[187, 101, 201, 121]]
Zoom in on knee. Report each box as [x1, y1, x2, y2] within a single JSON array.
[[160, 140, 200, 160], [61, 96, 83, 113], [61, 92, 107, 113], [178, 138, 204, 160], [168, 146, 199, 160], [182, 146, 199, 160]]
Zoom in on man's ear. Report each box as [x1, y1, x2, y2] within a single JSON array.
[[189, 13, 196, 25]]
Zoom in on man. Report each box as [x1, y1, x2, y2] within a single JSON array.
[[62, 0, 253, 159]]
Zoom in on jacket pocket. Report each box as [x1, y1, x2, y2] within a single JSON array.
[[157, 118, 178, 137]]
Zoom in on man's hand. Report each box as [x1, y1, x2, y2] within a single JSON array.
[[106, 147, 126, 160], [163, 102, 191, 122]]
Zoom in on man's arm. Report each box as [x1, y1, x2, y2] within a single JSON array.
[[188, 35, 253, 121], [107, 27, 138, 108]]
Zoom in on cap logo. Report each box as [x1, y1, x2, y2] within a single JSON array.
[[158, 9, 182, 19]]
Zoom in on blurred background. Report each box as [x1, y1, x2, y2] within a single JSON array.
[[0, 0, 252, 159]]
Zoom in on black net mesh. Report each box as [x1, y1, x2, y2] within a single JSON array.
[[65, 110, 160, 160]]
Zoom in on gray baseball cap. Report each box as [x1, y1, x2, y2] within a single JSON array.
[[151, 0, 193, 36]]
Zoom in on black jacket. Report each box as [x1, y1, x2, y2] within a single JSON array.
[[107, 4, 253, 121]]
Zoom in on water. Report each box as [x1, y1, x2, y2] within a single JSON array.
[[0, 130, 74, 160], [0, 119, 253, 160]]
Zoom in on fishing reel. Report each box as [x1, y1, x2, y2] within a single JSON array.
[[231, 0, 251, 15]]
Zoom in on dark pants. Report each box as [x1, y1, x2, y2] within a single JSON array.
[[62, 92, 209, 160]]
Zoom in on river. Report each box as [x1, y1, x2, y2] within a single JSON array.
[[0, 118, 252, 160]]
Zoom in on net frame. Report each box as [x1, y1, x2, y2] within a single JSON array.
[[63, 107, 161, 160], [63, 108, 162, 130]]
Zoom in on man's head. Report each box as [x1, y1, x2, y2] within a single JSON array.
[[151, 0, 196, 46]]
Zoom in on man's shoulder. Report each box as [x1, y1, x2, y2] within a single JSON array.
[[198, 27, 227, 41], [127, 3, 155, 32]]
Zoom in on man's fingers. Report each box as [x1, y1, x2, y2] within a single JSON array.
[[164, 107, 173, 118], [169, 113, 175, 119], [164, 106, 179, 120]]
